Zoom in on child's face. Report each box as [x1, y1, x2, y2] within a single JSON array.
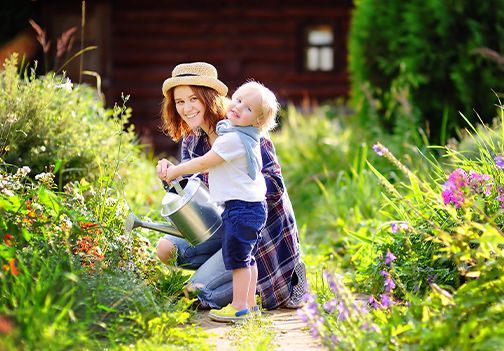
[[227, 86, 262, 128]]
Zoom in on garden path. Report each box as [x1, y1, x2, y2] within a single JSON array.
[[197, 308, 326, 351]]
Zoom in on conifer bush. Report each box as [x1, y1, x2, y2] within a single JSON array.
[[349, 0, 504, 143]]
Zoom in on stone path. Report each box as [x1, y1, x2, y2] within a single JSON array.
[[197, 308, 326, 351]]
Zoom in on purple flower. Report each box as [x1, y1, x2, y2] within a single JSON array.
[[310, 326, 319, 338], [495, 155, 504, 169], [442, 169, 469, 207], [390, 222, 409, 234], [372, 143, 389, 157], [380, 293, 394, 308], [468, 171, 493, 196], [442, 168, 494, 207], [323, 299, 338, 313], [368, 295, 380, 309], [337, 301, 349, 321], [380, 270, 396, 292], [384, 250, 397, 265], [303, 292, 316, 304], [297, 308, 309, 322], [497, 187, 504, 209], [384, 276, 396, 292], [323, 270, 344, 298]]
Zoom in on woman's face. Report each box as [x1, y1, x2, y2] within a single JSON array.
[[174, 86, 207, 130]]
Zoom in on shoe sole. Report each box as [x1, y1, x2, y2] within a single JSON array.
[[208, 311, 251, 323]]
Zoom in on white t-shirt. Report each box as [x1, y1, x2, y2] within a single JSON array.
[[209, 132, 266, 203]]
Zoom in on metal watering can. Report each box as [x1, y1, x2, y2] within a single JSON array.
[[125, 177, 223, 246]]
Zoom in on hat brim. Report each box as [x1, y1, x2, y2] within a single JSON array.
[[162, 76, 228, 97]]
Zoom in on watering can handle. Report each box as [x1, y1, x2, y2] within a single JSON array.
[[162, 178, 186, 195], [162, 173, 201, 192]]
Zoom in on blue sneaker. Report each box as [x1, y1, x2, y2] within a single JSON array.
[[208, 304, 250, 323]]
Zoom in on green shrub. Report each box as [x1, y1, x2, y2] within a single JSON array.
[[0, 54, 141, 187], [349, 0, 504, 143]]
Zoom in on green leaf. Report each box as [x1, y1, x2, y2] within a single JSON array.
[[97, 304, 118, 313], [0, 194, 22, 213], [37, 187, 61, 217], [343, 228, 374, 244]]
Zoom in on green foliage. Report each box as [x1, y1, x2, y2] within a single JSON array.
[[0, 57, 207, 349], [0, 54, 141, 187], [271, 102, 429, 268], [228, 317, 276, 351], [0, 249, 91, 350], [272, 105, 385, 241], [299, 103, 504, 349], [349, 0, 504, 143], [389, 265, 504, 350], [0, 165, 202, 349]]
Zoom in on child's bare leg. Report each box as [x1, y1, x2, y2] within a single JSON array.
[[231, 267, 251, 310], [247, 264, 258, 307]]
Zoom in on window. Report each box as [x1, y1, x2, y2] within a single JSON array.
[[304, 25, 334, 71]]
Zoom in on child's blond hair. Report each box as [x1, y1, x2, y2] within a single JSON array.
[[237, 81, 279, 133]]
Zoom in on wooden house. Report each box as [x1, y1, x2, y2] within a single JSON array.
[[7, 0, 353, 154]]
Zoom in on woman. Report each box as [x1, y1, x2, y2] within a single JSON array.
[[155, 62, 305, 310]]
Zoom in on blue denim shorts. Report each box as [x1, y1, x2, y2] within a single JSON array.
[[221, 200, 267, 270]]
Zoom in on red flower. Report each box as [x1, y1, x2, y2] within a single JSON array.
[[3, 234, 13, 246], [0, 315, 14, 335], [79, 221, 99, 230], [3, 259, 18, 277]]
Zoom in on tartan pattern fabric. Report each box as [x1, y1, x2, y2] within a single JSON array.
[[181, 131, 301, 309]]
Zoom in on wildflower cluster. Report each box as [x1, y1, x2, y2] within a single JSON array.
[[0, 166, 32, 196], [73, 235, 104, 269], [368, 250, 398, 309], [35, 171, 56, 188], [441, 168, 492, 208], [298, 272, 380, 350]]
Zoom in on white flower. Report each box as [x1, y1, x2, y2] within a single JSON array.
[[1, 188, 14, 196], [56, 78, 73, 92], [16, 166, 31, 177]]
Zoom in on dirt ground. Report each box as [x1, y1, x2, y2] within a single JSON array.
[[197, 308, 326, 351]]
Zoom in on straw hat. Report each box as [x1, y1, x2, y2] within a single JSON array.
[[162, 62, 228, 97]]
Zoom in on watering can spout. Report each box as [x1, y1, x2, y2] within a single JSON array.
[[125, 212, 182, 237]]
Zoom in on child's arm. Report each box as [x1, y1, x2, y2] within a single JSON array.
[[163, 150, 224, 182]]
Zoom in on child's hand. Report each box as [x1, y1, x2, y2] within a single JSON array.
[[164, 165, 179, 183], [156, 158, 173, 180]]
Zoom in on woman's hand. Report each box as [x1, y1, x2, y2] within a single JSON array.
[[156, 159, 173, 181]]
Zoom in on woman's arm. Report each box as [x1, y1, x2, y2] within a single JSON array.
[[181, 134, 210, 185], [260, 137, 285, 203]]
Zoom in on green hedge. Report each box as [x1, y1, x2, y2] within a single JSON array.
[[349, 0, 504, 143]]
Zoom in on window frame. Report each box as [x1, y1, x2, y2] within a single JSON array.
[[301, 24, 336, 73]]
